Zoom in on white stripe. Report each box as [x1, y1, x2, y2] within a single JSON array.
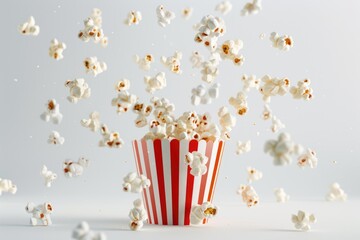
[[161, 139, 172, 225], [178, 140, 189, 225], [192, 140, 207, 205], [203, 140, 219, 202], [209, 141, 223, 201]]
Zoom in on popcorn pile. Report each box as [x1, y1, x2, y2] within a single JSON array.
[[48, 39, 66, 60], [83, 57, 107, 77], [0, 178, 17, 196], [25, 202, 53, 226], [78, 8, 108, 47], [190, 202, 218, 225], [18, 16, 40, 36], [72, 222, 106, 240]]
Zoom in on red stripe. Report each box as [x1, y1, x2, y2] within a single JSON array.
[[170, 139, 180, 225], [133, 140, 151, 224], [184, 139, 199, 225], [198, 141, 214, 205], [153, 139, 168, 225], [141, 140, 159, 224], [207, 141, 224, 201]]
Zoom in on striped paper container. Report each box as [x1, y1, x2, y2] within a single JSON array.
[[132, 138, 225, 226]]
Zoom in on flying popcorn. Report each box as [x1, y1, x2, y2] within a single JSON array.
[[124, 11, 142, 26], [123, 172, 151, 193], [182, 7, 193, 19], [190, 202, 218, 225], [274, 188, 290, 203], [262, 104, 272, 120], [219, 39, 245, 66], [291, 210, 316, 231], [134, 54, 154, 71], [156, 5, 175, 27], [83, 57, 107, 77], [241, 74, 259, 92], [271, 115, 285, 133], [78, 8, 108, 47], [218, 106, 236, 140], [215, 1, 233, 15], [264, 132, 303, 166], [48, 131, 65, 145], [269, 32, 293, 51], [129, 199, 148, 231], [111, 90, 138, 114], [326, 182, 347, 201], [133, 102, 153, 128], [201, 53, 221, 83], [194, 15, 226, 51], [18, 16, 40, 36], [259, 75, 290, 103], [48, 39, 66, 60], [185, 151, 209, 176], [25, 202, 53, 226], [190, 51, 204, 68], [41, 165, 57, 188], [40, 99, 63, 124], [191, 83, 220, 106], [65, 78, 91, 103], [99, 124, 124, 148], [144, 72, 167, 93], [115, 78, 131, 92], [72, 221, 106, 240], [240, 0, 262, 16], [0, 178, 17, 196], [237, 185, 259, 207], [290, 79, 314, 100], [81, 112, 101, 132], [247, 167, 263, 183], [297, 148, 318, 169], [229, 91, 248, 115], [161, 51, 183, 74], [63, 157, 89, 178], [236, 140, 251, 155]]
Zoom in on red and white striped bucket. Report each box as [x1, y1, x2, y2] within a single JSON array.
[[132, 138, 225, 225]]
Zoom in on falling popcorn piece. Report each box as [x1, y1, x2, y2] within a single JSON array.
[[290, 79, 314, 100], [63, 157, 89, 178], [78, 8, 108, 47], [237, 185, 259, 207], [274, 188, 290, 203], [229, 91, 248, 115], [182, 7, 193, 19], [190, 51, 203, 68], [262, 104, 272, 120], [111, 90, 138, 114], [185, 152, 209, 176], [241, 74, 259, 92], [236, 140, 251, 155], [65, 78, 91, 103], [18, 16, 40, 36], [133, 102, 153, 128], [269, 32, 293, 51], [161, 51, 183, 74], [241, 0, 262, 16], [81, 112, 101, 132], [191, 83, 220, 106], [144, 72, 167, 93], [99, 124, 124, 148], [194, 15, 226, 52], [247, 167, 263, 183], [190, 202, 218, 225], [326, 182, 347, 201], [25, 202, 53, 226], [271, 115, 285, 133], [48, 39, 66, 60], [219, 39, 245, 66], [156, 5, 175, 27], [123, 172, 151, 193], [215, 1, 233, 15], [115, 79, 131, 92], [297, 148, 318, 169], [259, 75, 290, 103], [41, 165, 57, 187], [40, 99, 63, 124], [129, 199, 148, 231], [0, 178, 17, 196], [124, 11, 142, 26], [218, 106, 236, 140], [134, 54, 154, 71], [201, 53, 221, 83], [72, 221, 107, 240], [48, 131, 65, 145], [83, 57, 107, 77], [291, 210, 316, 231]]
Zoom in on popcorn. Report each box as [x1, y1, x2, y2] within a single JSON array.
[[83, 57, 107, 77], [0, 178, 17, 196], [25, 202, 53, 226], [134, 54, 154, 71], [201, 53, 221, 83], [150, 97, 175, 123], [190, 202, 218, 225], [111, 90, 138, 114], [290, 79, 313, 100], [65, 78, 91, 103], [215, 1, 233, 15], [229, 91, 248, 115], [48, 39, 66, 60], [264, 132, 303, 166], [72, 221, 106, 240], [259, 75, 290, 103], [48, 131, 65, 145], [269, 32, 293, 51], [191, 83, 220, 106], [115, 78, 131, 92], [144, 72, 167, 93], [240, 0, 262, 16], [326, 182, 347, 201], [237, 185, 259, 207], [274, 188, 290, 203], [129, 199, 148, 231], [133, 102, 153, 128], [41, 165, 57, 187], [78, 8, 108, 47], [236, 140, 251, 155], [262, 104, 272, 120], [218, 106, 236, 139], [99, 124, 124, 148], [194, 15, 226, 52], [241, 74, 259, 92], [219, 39, 245, 66], [190, 51, 204, 68], [291, 210, 316, 231], [297, 148, 318, 169], [185, 152, 209, 176], [247, 167, 263, 183], [123, 172, 151, 193], [81, 112, 101, 132], [18, 16, 40, 36], [271, 115, 285, 133], [40, 99, 63, 124], [161, 51, 182, 74], [182, 7, 193, 19], [124, 11, 142, 26], [156, 5, 175, 27], [63, 157, 89, 178]]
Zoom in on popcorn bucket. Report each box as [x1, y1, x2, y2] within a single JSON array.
[[132, 139, 225, 225]]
